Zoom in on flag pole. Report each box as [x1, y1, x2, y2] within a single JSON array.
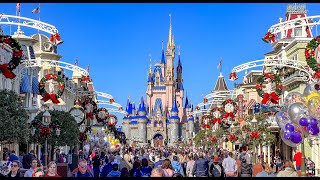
[[37, 3, 41, 34]]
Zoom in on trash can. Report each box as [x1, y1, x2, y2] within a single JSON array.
[[57, 163, 68, 177]]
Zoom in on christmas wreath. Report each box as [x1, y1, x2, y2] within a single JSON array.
[[0, 35, 23, 79], [221, 99, 237, 120], [107, 114, 118, 127], [210, 107, 223, 124], [82, 99, 97, 120], [96, 108, 109, 123], [255, 72, 283, 104], [262, 32, 275, 43], [39, 74, 65, 104], [305, 36, 320, 79]]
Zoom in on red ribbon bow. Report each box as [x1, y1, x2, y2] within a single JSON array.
[[213, 117, 222, 124], [264, 73, 274, 80], [203, 98, 208, 103], [202, 124, 211, 129], [50, 33, 61, 42], [0, 64, 16, 79], [211, 137, 217, 142], [224, 112, 235, 119], [79, 133, 87, 141], [40, 127, 51, 137], [261, 92, 280, 104], [110, 99, 115, 103], [229, 134, 237, 141], [41, 93, 60, 104], [250, 132, 259, 140], [86, 112, 94, 120], [81, 76, 91, 82], [229, 72, 238, 80], [263, 32, 275, 43]]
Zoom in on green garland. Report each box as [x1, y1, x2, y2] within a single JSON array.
[[305, 36, 320, 77]]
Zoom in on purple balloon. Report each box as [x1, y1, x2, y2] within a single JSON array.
[[291, 132, 302, 144], [299, 117, 309, 127], [285, 123, 295, 132], [283, 131, 292, 140], [309, 127, 320, 135], [310, 118, 319, 126]]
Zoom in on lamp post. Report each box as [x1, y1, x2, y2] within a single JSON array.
[[301, 135, 307, 177], [251, 115, 257, 165]]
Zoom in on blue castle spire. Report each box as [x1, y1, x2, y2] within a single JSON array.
[[171, 96, 179, 113], [138, 96, 146, 112], [160, 41, 166, 64], [184, 93, 191, 109]]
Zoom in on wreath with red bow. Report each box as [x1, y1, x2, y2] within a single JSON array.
[[256, 72, 283, 104], [82, 99, 97, 120], [0, 35, 23, 79], [221, 99, 237, 121], [39, 74, 65, 104], [262, 32, 275, 43], [305, 36, 320, 79], [210, 107, 223, 125], [107, 114, 118, 127], [96, 108, 109, 123]]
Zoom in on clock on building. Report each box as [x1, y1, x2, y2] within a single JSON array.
[[69, 107, 85, 125]]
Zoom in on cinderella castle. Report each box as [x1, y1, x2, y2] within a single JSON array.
[[122, 15, 199, 147]]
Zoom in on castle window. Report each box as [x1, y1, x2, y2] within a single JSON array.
[[154, 120, 158, 127]]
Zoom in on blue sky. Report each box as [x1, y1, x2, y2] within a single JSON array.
[[1, 3, 320, 125]]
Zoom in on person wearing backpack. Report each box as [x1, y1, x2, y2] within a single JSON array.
[[210, 156, 222, 177], [172, 156, 185, 177]]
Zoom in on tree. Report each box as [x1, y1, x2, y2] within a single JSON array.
[[0, 89, 30, 144], [29, 110, 80, 146]]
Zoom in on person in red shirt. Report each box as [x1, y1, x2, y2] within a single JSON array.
[[44, 161, 61, 177], [293, 150, 302, 171]]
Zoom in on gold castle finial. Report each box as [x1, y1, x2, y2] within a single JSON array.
[[149, 54, 152, 74], [167, 14, 175, 48]]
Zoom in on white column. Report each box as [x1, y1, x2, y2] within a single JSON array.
[[312, 138, 315, 166], [38, 145, 41, 160], [267, 144, 271, 165], [316, 139, 320, 177], [263, 144, 267, 163]]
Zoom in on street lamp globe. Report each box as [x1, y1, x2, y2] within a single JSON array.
[[31, 127, 36, 136], [42, 110, 51, 126], [56, 128, 61, 136], [79, 123, 86, 133], [251, 115, 257, 127]]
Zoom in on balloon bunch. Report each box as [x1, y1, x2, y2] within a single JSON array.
[[283, 123, 302, 144], [276, 83, 320, 147], [299, 117, 319, 135], [85, 126, 122, 153]]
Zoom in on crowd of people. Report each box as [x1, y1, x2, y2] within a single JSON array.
[[0, 145, 316, 177]]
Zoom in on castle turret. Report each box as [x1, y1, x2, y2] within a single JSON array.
[[122, 97, 131, 139], [169, 96, 179, 144], [147, 55, 154, 115], [137, 97, 148, 143]]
